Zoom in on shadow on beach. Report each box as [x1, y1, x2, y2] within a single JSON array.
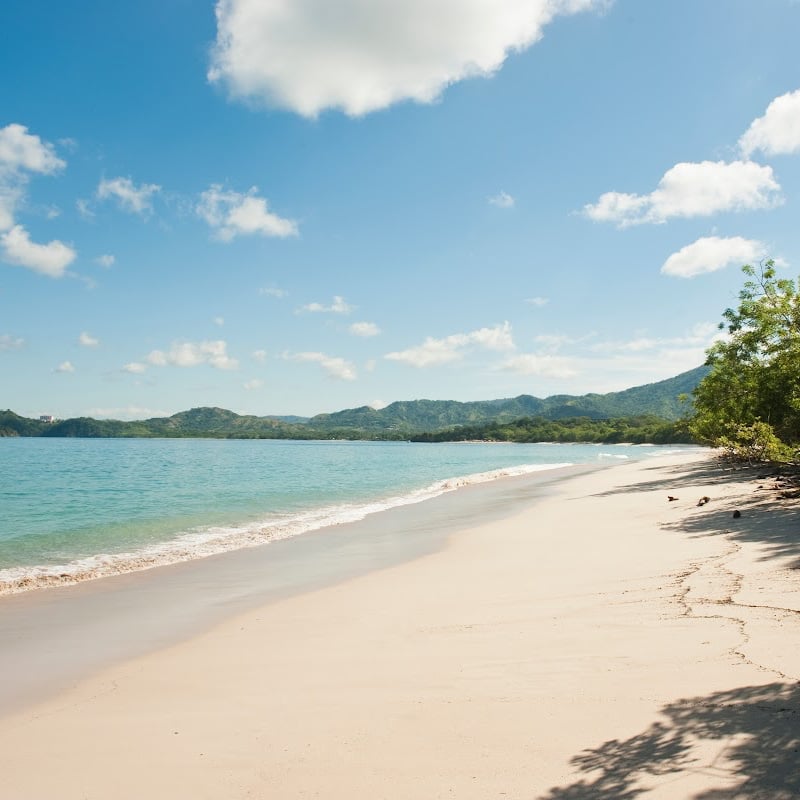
[[537, 681, 800, 800], [593, 457, 773, 498], [594, 457, 800, 567]]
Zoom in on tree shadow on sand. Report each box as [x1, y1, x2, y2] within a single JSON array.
[[593, 457, 800, 567], [593, 458, 773, 498], [537, 682, 799, 800]]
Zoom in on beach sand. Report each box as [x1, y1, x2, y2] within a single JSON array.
[[1, 451, 798, 799]]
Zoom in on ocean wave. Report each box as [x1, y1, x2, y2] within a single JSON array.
[[0, 461, 573, 596]]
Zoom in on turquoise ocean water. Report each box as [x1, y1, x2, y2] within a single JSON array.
[[0, 438, 696, 593]]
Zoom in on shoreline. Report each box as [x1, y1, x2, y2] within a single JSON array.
[[0, 461, 597, 716], [2, 450, 798, 798], [0, 457, 582, 597]]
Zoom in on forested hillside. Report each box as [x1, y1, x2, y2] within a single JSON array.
[[1, 366, 704, 441]]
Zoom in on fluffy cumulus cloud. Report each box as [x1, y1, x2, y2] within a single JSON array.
[[661, 236, 767, 279], [208, 0, 603, 117], [94, 254, 115, 268], [0, 125, 72, 275], [0, 124, 65, 178], [739, 89, 800, 157], [78, 331, 100, 347], [349, 321, 381, 337], [146, 340, 238, 370], [525, 296, 549, 307], [55, 361, 75, 373], [299, 295, 353, 314], [1, 224, 76, 277], [197, 185, 297, 241], [385, 321, 514, 367], [289, 351, 357, 381], [97, 177, 161, 216], [123, 362, 147, 374], [489, 191, 515, 208], [584, 160, 782, 227], [0, 124, 66, 228]]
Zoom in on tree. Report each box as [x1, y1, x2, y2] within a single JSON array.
[[691, 260, 800, 459]]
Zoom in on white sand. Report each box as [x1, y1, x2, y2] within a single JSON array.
[[1, 451, 798, 799]]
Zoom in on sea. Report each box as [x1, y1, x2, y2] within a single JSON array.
[[0, 437, 698, 594]]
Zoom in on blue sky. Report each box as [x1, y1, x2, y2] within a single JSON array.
[[2, 0, 800, 419]]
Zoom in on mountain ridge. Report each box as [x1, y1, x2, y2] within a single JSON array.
[[0, 365, 707, 438]]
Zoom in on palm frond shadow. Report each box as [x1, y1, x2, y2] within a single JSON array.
[[537, 682, 800, 799]]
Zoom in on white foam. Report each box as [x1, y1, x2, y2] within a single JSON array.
[[0, 461, 573, 595]]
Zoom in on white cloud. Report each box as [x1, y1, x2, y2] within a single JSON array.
[[590, 322, 722, 355], [79, 331, 100, 348], [94, 254, 114, 268], [76, 198, 95, 220], [584, 160, 782, 227], [501, 353, 577, 378], [289, 351, 357, 381], [369, 399, 389, 410], [208, 0, 603, 117], [349, 321, 381, 337], [661, 235, 767, 278], [489, 190, 515, 208], [385, 322, 514, 368], [146, 340, 239, 370], [55, 361, 75, 373], [1, 224, 76, 277], [251, 349, 267, 363], [0, 334, 24, 351], [123, 362, 147, 374], [97, 176, 161, 216], [0, 124, 65, 231], [213, 316, 225, 327], [299, 295, 353, 314], [197, 185, 297, 241], [525, 296, 549, 307], [0, 123, 65, 177], [739, 89, 800, 157], [243, 378, 264, 390], [500, 321, 721, 390], [259, 286, 287, 297]]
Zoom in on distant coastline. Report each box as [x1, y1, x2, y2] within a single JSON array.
[[1, 365, 704, 444]]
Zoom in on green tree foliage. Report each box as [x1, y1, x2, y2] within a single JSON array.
[[412, 415, 693, 445], [691, 260, 800, 460]]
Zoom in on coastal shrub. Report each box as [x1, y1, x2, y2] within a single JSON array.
[[716, 422, 791, 464]]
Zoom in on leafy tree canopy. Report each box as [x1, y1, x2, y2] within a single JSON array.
[[691, 260, 800, 460]]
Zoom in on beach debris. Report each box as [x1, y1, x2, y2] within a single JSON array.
[[733, 510, 741, 518], [667, 495, 679, 502], [697, 496, 711, 506]]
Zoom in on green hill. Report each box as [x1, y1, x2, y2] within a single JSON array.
[[0, 365, 707, 440], [309, 366, 707, 433]]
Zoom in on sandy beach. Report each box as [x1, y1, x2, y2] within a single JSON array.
[[1, 450, 798, 799]]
